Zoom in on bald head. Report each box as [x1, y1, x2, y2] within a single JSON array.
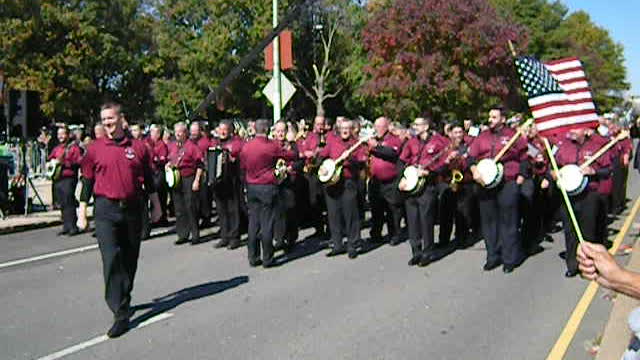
[[374, 116, 390, 137]]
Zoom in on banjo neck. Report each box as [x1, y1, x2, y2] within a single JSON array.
[[579, 130, 629, 170], [493, 118, 535, 162], [335, 136, 370, 165]]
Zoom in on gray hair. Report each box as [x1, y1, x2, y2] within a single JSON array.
[[255, 119, 271, 135]]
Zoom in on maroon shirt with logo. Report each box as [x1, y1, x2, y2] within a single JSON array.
[[145, 138, 169, 173], [468, 126, 528, 181], [48, 142, 83, 178], [318, 136, 367, 180], [209, 135, 244, 159], [555, 134, 612, 193], [81, 137, 154, 200], [167, 140, 204, 178], [240, 136, 295, 185], [369, 132, 403, 182], [400, 134, 450, 172]]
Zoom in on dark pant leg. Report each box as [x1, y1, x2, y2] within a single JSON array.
[[325, 184, 345, 250], [519, 178, 537, 252], [497, 181, 522, 266], [257, 185, 277, 264], [283, 184, 299, 244], [341, 179, 361, 252], [198, 174, 211, 221], [437, 184, 455, 245], [140, 192, 150, 239], [405, 196, 421, 255], [454, 184, 474, 242], [369, 179, 385, 237], [172, 183, 189, 241], [274, 185, 287, 243], [306, 174, 325, 232], [478, 188, 500, 264], [152, 171, 168, 221], [562, 191, 599, 272], [381, 181, 403, 241], [56, 177, 78, 232], [246, 186, 261, 263], [184, 177, 200, 241], [417, 186, 437, 254], [214, 181, 241, 243]]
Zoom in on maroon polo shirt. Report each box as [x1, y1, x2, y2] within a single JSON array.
[[240, 135, 295, 185], [369, 132, 403, 182], [190, 136, 210, 157], [277, 140, 300, 179], [400, 134, 450, 172], [81, 137, 154, 200], [468, 126, 528, 181], [167, 140, 203, 178], [318, 136, 367, 180], [48, 142, 83, 178], [145, 138, 169, 173], [297, 132, 321, 156], [210, 135, 244, 159], [527, 138, 549, 177], [555, 134, 612, 192]]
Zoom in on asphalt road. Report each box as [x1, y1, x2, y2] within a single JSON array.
[[2, 171, 640, 360]]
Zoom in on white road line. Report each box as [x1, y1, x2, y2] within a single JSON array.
[[0, 229, 171, 270], [36, 312, 174, 360], [0, 244, 99, 270]]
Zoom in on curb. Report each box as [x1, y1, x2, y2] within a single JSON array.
[[0, 219, 63, 236]]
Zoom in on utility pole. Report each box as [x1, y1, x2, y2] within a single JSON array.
[[272, 0, 282, 123]]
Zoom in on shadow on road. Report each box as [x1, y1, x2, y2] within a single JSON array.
[[130, 275, 249, 326]]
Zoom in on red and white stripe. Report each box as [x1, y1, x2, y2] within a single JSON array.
[[529, 57, 599, 136]]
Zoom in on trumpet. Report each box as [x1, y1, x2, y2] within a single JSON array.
[[450, 169, 464, 192]]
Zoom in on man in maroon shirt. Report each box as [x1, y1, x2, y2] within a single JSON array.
[[48, 125, 83, 236], [469, 106, 528, 274], [368, 116, 404, 245], [210, 120, 245, 249], [554, 127, 611, 277], [318, 119, 368, 259], [168, 122, 204, 245], [240, 119, 295, 267], [79, 102, 161, 338], [146, 124, 169, 224], [298, 115, 328, 236], [190, 121, 212, 228], [399, 117, 449, 266], [610, 123, 632, 214]]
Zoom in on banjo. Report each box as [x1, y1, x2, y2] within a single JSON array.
[[45, 159, 62, 181], [398, 140, 450, 195], [556, 130, 629, 196], [476, 118, 534, 188], [165, 145, 185, 189], [318, 136, 370, 186]]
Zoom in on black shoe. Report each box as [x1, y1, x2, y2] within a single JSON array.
[[483, 260, 501, 271], [348, 251, 358, 259], [408, 254, 421, 266], [389, 237, 402, 246], [369, 233, 383, 243], [558, 251, 567, 260], [274, 240, 285, 251], [326, 248, 346, 257], [249, 259, 263, 267], [174, 238, 190, 245], [56, 230, 68, 236], [263, 260, 276, 268], [526, 245, 545, 256], [107, 318, 130, 338], [565, 269, 579, 278], [199, 220, 212, 229], [503, 265, 515, 274], [66, 229, 81, 237], [214, 240, 229, 249], [190, 238, 205, 245], [418, 253, 432, 267], [228, 240, 241, 250]]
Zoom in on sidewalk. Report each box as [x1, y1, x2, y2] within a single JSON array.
[[0, 178, 92, 235]]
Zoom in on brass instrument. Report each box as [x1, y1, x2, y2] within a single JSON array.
[[274, 158, 289, 184], [450, 169, 464, 192]]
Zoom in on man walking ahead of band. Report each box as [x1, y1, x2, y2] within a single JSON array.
[[49, 125, 83, 236], [80, 102, 162, 338]]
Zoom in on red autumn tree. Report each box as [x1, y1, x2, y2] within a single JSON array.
[[361, 0, 527, 122]]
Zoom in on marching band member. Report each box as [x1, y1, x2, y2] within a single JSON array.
[[469, 106, 528, 274], [210, 120, 244, 249], [49, 125, 83, 236], [189, 121, 212, 228], [168, 122, 204, 245], [554, 127, 612, 277], [610, 123, 633, 214], [298, 116, 328, 237], [318, 119, 367, 259], [146, 124, 169, 225], [367, 117, 404, 245], [399, 117, 449, 266], [272, 121, 301, 252], [79, 102, 161, 338], [239, 119, 296, 268]]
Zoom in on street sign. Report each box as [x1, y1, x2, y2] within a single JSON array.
[[262, 73, 296, 109]]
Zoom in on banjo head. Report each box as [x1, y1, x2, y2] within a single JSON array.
[[165, 168, 180, 188], [476, 159, 503, 188], [558, 164, 587, 195], [401, 166, 420, 191], [318, 159, 336, 183]]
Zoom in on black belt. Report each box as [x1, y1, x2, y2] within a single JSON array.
[[99, 196, 141, 209]]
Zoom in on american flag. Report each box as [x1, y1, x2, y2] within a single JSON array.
[[515, 56, 598, 136]]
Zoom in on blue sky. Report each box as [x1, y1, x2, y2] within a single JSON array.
[[561, 1, 639, 95]]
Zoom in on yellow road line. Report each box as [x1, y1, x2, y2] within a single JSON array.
[[546, 195, 640, 360]]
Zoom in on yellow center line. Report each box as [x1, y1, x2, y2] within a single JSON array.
[[546, 194, 640, 360]]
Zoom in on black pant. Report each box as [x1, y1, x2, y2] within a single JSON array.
[[477, 181, 523, 266], [172, 175, 200, 242], [595, 192, 609, 245], [274, 179, 299, 247], [611, 161, 628, 213], [213, 179, 242, 244], [94, 196, 143, 320], [198, 173, 211, 222], [405, 185, 437, 256], [452, 183, 475, 243], [246, 184, 278, 264], [437, 183, 455, 245], [561, 191, 599, 272], [152, 171, 168, 221], [325, 179, 361, 252], [369, 177, 403, 241], [54, 177, 78, 233], [305, 173, 325, 232], [520, 177, 550, 252]]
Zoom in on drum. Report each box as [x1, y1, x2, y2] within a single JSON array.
[[165, 167, 181, 189], [318, 158, 342, 185], [557, 164, 587, 196], [476, 159, 503, 189], [398, 165, 426, 195], [45, 159, 62, 181]]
